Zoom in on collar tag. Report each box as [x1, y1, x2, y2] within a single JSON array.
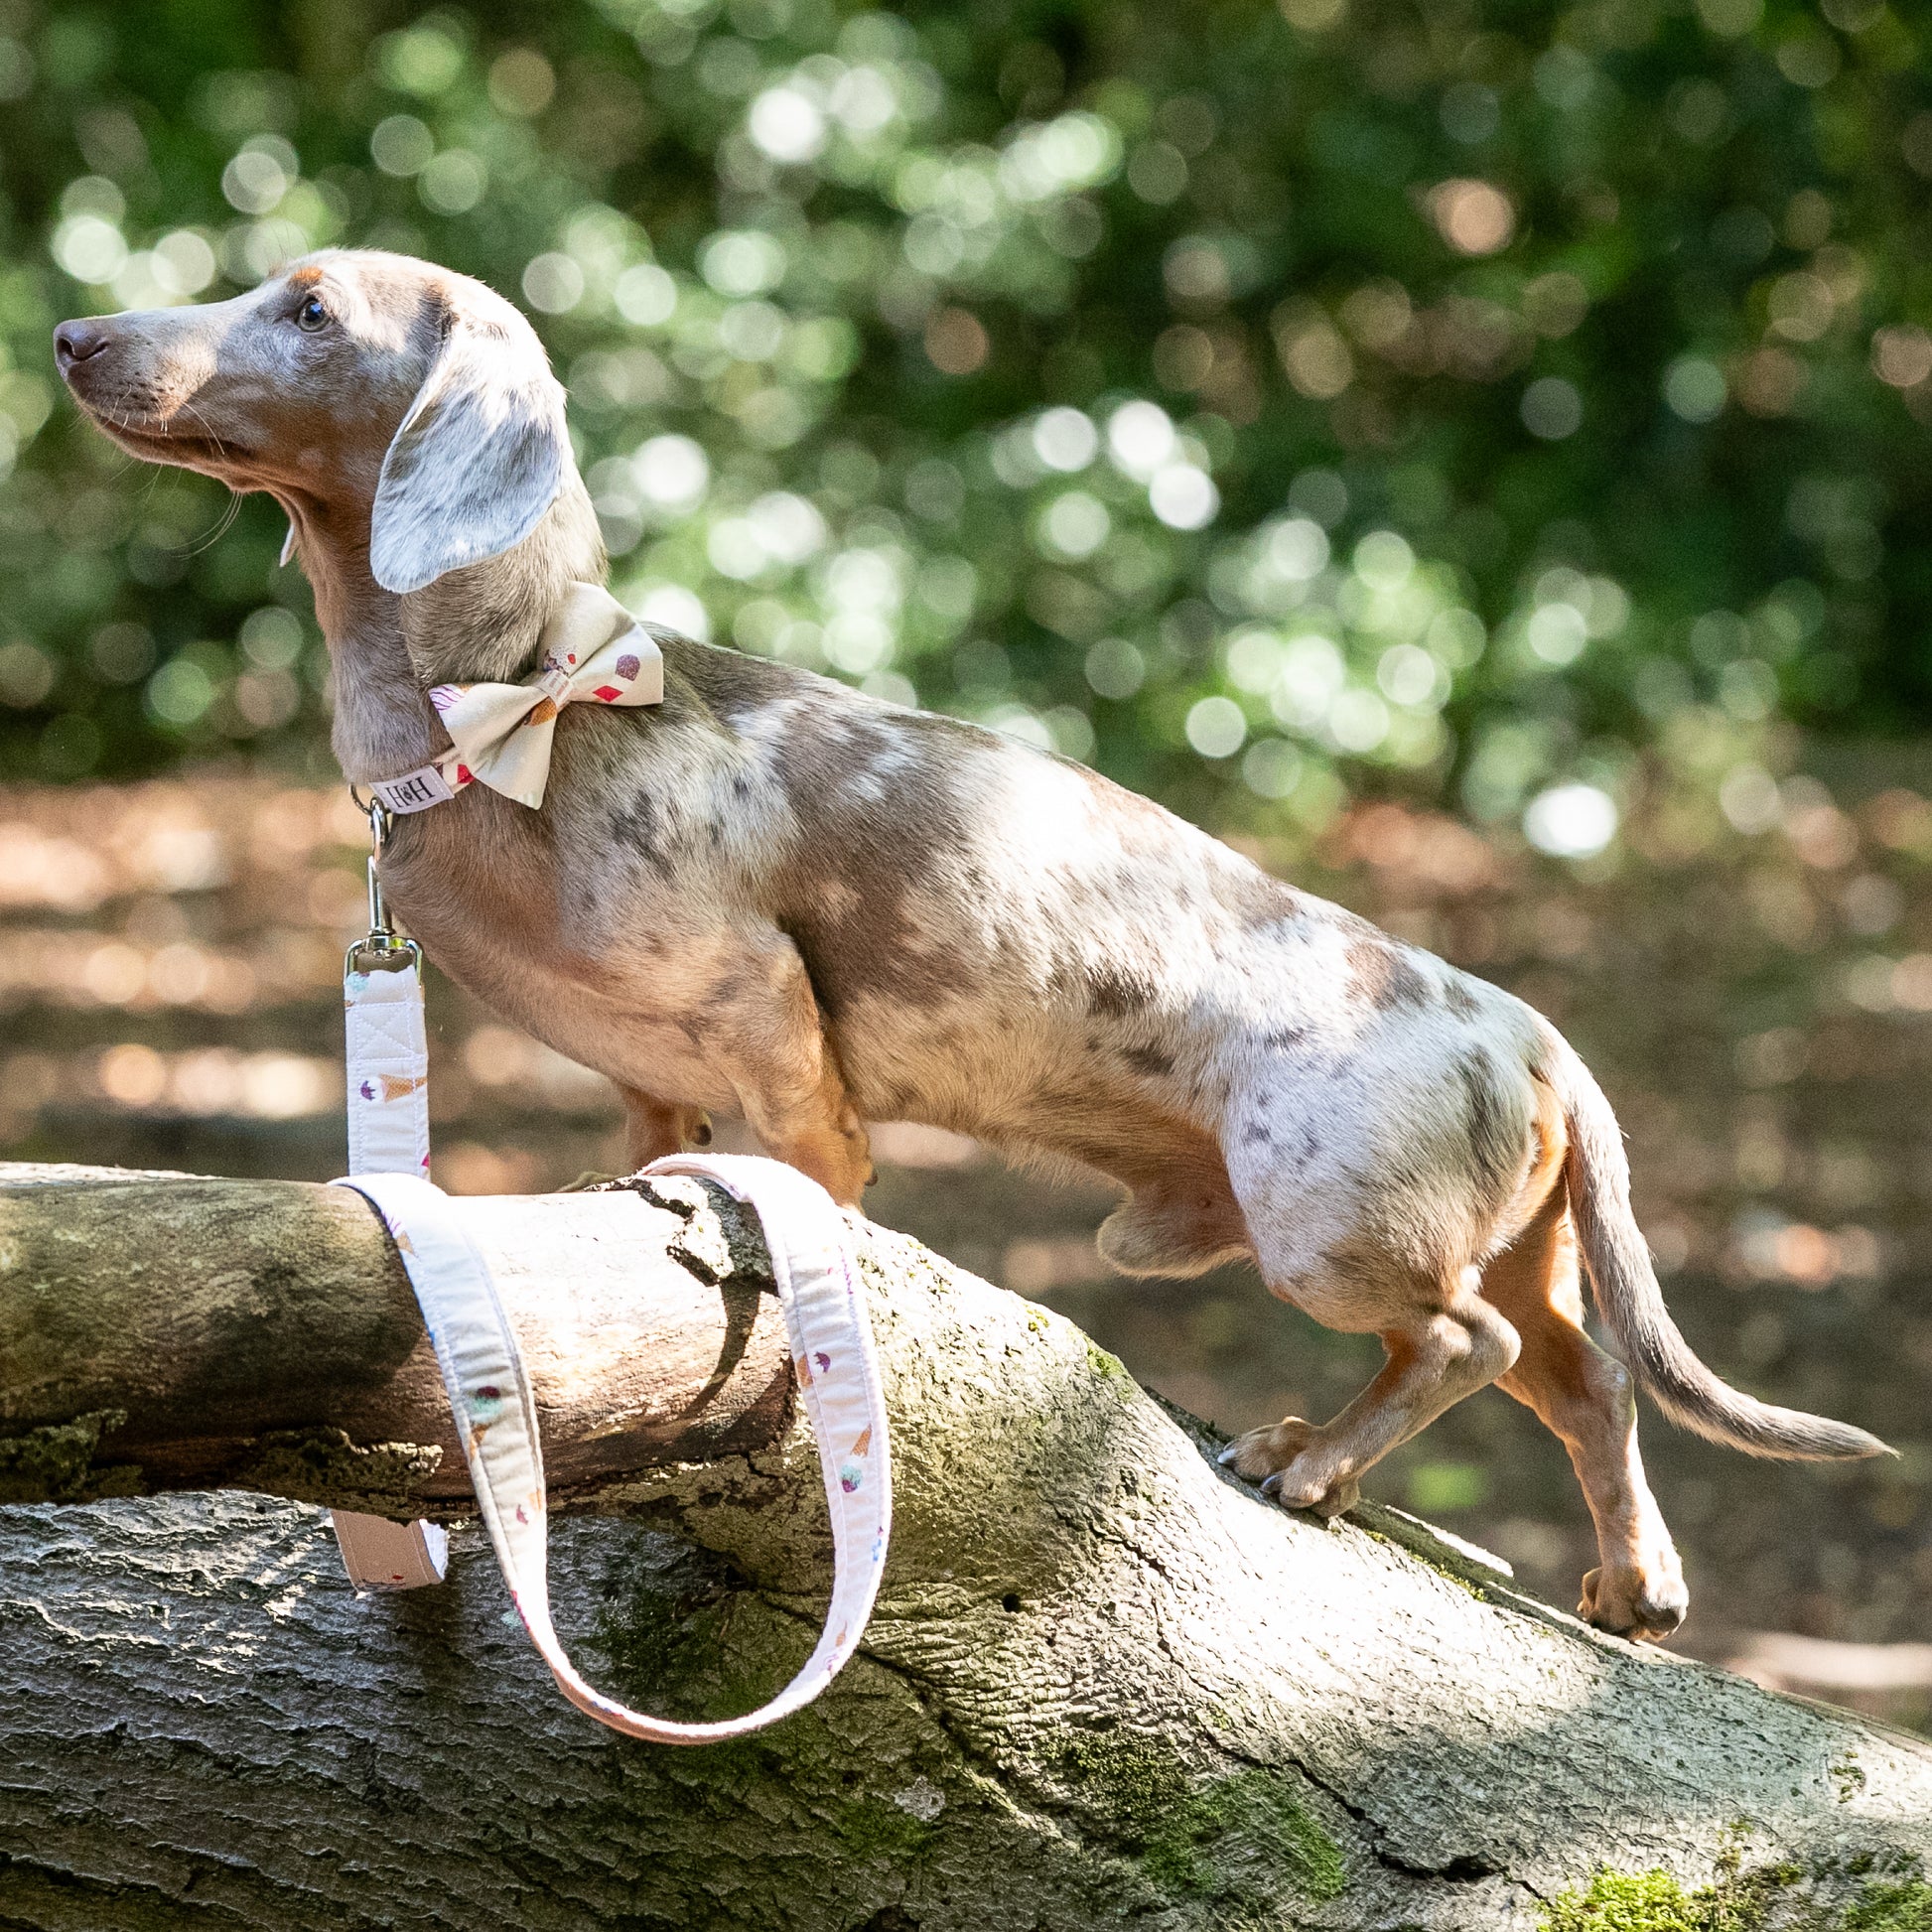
[[370, 763, 458, 815]]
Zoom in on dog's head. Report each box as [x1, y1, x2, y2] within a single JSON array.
[[55, 248, 572, 594]]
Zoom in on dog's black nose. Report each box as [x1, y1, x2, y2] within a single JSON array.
[[54, 319, 111, 374]]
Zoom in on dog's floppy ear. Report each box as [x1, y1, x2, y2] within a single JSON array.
[[369, 290, 569, 595]]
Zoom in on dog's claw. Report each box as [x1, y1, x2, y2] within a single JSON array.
[[1258, 1471, 1283, 1497]]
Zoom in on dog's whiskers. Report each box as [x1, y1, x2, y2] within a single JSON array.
[[182, 488, 242, 556], [178, 399, 231, 460]]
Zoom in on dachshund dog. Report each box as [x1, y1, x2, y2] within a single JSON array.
[[56, 249, 1888, 1640]]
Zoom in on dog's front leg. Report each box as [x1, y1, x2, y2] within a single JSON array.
[[705, 928, 872, 1206], [620, 1086, 713, 1166]]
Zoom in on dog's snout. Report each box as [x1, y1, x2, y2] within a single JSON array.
[[54, 318, 112, 376]]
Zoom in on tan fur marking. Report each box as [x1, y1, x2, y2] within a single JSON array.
[[1483, 1177, 1688, 1639]]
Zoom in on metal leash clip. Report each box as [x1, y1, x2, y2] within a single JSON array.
[[345, 791, 422, 979]]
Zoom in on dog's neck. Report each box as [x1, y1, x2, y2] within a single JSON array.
[[288, 477, 606, 784]]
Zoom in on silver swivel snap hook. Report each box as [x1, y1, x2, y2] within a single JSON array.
[[345, 787, 422, 977]]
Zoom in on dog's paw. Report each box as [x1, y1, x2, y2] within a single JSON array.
[[1219, 1418, 1317, 1481], [1219, 1422, 1361, 1519], [1263, 1463, 1362, 1520], [1580, 1563, 1689, 1642]]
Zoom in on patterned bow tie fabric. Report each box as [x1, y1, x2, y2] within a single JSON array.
[[429, 581, 664, 809]]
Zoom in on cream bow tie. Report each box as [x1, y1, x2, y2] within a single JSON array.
[[366, 583, 664, 816]]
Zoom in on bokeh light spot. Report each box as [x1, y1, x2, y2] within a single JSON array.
[[1524, 782, 1618, 858], [1521, 376, 1583, 440], [1429, 179, 1515, 255], [1185, 695, 1248, 759]]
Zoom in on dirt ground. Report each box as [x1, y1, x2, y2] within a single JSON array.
[[6, 766, 1932, 1723]]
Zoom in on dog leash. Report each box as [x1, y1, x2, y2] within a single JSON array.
[[331, 804, 448, 1587], [329, 793, 893, 1740]]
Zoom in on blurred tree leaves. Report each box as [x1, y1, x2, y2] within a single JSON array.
[[3, 0, 1932, 852]]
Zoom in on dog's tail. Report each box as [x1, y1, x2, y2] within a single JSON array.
[[1537, 1021, 1890, 1462]]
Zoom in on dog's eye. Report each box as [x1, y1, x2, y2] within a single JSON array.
[[294, 295, 330, 333]]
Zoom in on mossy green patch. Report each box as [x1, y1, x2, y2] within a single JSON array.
[[1843, 1880, 1932, 1930], [238, 1426, 442, 1511], [1057, 1731, 1191, 1844], [1429, 1563, 1488, 1601], [1541, 1870, 1713, 1932], [1141, 1767, 1347, 1903], [1084, 1338, 1131, 1384], [1056, 1734, 1344, 1905], [1540, 1851, 1803, 1932], [592, 1529, 809, 1727], [831, 1795, 935, 1862]]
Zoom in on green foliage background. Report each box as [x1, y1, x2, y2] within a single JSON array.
[[1, 0, 1929, 846]]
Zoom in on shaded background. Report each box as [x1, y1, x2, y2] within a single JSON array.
[[4, 0, 1932, 1714]]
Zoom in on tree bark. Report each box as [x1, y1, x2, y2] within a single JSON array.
[[0, 1164, 789, 1509], [0, 1162, 1928, 1931]]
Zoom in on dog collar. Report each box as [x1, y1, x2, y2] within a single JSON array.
[[366, 582, 663, 816]]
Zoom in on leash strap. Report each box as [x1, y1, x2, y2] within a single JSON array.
[[331, 795, 448, 1589], [333, 941, 450, 1587], [344, 953, 432, 1180], [333, 1158, 891, 1741]]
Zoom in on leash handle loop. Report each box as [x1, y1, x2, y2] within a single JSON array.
[[333, 1158, 891, 1742]]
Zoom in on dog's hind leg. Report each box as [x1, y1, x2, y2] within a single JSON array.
[[1482, 1177, 1688, 1640], [1218, 1053, 1524, 1515], [1221, 1266, 1521, 1518]]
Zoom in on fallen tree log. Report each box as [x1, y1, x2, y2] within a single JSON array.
[[0, 1161, 1928, 1930]]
